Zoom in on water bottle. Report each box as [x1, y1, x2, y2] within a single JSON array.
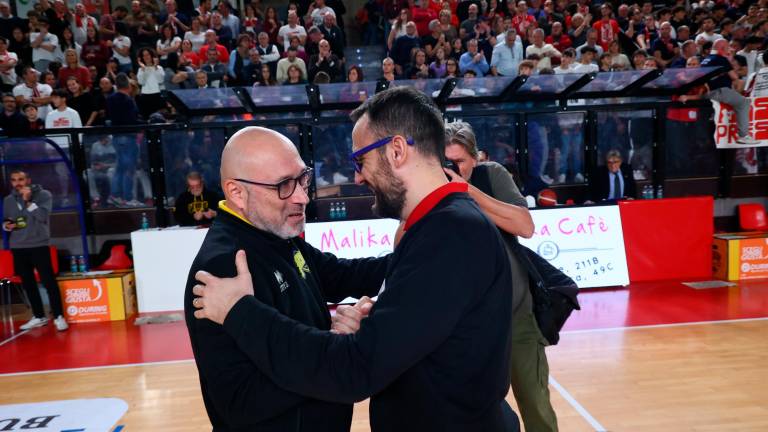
[[645, 185, 653, 199], [77, 255, 87, 273], [340, 203, 347, 219], [140, 212, 150, 230], [70, 255, 78, 273], [329, 203, 337, 220], [656, 185, 664, 199]]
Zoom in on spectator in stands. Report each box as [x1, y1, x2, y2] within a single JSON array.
[[387, 8, 411, 50], [491, 29, 523, 76], [287, 35, 309, 62], [669, 40, 696, 69], [593, 4, 619, 53], [194, 0, 213, 28], [185, 17, 207, 52], [227, 35, 253, 86], [460, 3, 479, 40], [438, 9, 458, 43], [511, 0, 536, 42], [320, 12, 345, 60], [651, 22, 679, 69], [0, 37, 18, 93], [87, 136, 117, 207], [255, 31, 281, 74], [256, 63, 277, 86], [133, 13, 161, 52], [606, 40, 630, 71], [180, 39, 201, 68], [459, 38, 489, 76], [305, 26, 324, 58], [22, 104, 44, 132], [308, 39, 342, 82], [391, 21, 420, 75], [589, 149, 636, 202], [201, 46, 227, 88], [39, 0, 69, 40], [573, 46, 598, 73], [3, 169, 68, 332], [157, 24, 183, 67], [112, 23, 133, 74], [420, 19, 441, 60], [136, 48, 165, 118], [160, 0, 190, 36], [94, 76, 114, 125], [14, 66, 53, 121], [546, 21, 571, 52], [193, 70, 209, 88], [262, 6, 282, 45], [380, 56, 398, 81], [284, 64, 307, 85], [278, 11, 307, 51], [554, 47, 575, 73], [276, 46, 307, 84], [9, 27, 31, 69], [173, 171, 220, 226], [0, 92, 25, 136], [429, 46, 448, 77], [80, 27, 111, 76], [210, 12, 234, 51], [347, 64, 363, 83], [632, 49, 649, 70], [56, 27, 81, 65], [58, 48, 91, 89], [737, 36, 763, 77], [449, 37, 464, 61], [598, 53, 612, 72], [444, 57, 459, 78], [0, 2, 22, 42], [676, 25, 691, 43], [66, 76, 97, 126], [46, 87, 82, 129], [41, 70, 58, 89], [702, 39, 758, 144], [309, 0, 334, 28], [218, 1, 240, 40], [411, 0, 437, 38], [71, 3, 98, 46], [106, 73, 141, 207], [31, 18, 59, 73], [200, 30, 230, 64], [566, 12, 587, 48], [695, 15, 723, 46], [242, 2, 262, 35], [243, 49, 263, 86], [575, 28, 603, 61], [165, 52, 195, 90], [526, 28, 560, 71], [404, 47, 433, 79]]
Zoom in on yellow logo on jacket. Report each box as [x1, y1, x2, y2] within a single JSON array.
[[293, 250, 310, 279]]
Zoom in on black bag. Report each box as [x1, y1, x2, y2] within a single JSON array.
[[510, 238, 581, 345]]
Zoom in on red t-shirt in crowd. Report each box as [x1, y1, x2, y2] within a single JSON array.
[[593, 19, 619, 51], [58, 66, 92, 90]]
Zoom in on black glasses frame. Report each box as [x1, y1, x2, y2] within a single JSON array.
[[235, 167, 314, 200]]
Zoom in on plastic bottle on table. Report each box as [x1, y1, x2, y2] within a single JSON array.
[[70, 255, 78, 273], [141, 212, 150, 230]]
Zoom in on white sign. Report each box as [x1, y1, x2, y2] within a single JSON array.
[[519, 205, 629, 288], [305, 219, 399, 259], [0, 398, 128, 431]]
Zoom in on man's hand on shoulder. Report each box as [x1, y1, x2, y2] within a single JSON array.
[[193, 250, 254, 325], [331, 296, 375, 334]]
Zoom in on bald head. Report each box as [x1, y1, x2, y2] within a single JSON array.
[[221, 126, 300, 184]]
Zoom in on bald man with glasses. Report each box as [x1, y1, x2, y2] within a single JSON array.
[[184, 126, 389, 432]]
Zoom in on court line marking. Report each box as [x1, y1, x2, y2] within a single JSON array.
[[0, 359, 195, 378], [560, 316, 768, 335], [0, 329, 30, 347], [549, 375, 607, 432]]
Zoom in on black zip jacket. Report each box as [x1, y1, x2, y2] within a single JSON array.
[[184, 210, 389, 432], [217, 193, 513, 432]]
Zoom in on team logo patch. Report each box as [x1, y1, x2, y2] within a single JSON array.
[[274, 270, 289, 292]]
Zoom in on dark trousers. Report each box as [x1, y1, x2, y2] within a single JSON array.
[[11, 246, 62, 318]]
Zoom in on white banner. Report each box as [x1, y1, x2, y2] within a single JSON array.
[[519, 205, 630, 288], [305, 219, 399, 259], [0, 398, 127, 431]]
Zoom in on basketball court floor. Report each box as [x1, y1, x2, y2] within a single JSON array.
[[2, 280, 767, 431]]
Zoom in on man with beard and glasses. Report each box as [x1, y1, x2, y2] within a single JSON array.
[[190, 87, 518, 431], [184, 126, 390, 432]]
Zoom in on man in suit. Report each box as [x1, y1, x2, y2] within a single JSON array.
[[589, 149, 636, 202]]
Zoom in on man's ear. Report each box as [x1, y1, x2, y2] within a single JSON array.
[[223, 179, 246, 210], [388, 135, 409, 170]]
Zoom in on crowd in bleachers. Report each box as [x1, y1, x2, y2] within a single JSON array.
[[0, 0, 766, 129]]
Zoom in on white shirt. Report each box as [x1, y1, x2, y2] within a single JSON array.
[[13, 82, 53, 120], [278, 24, 307, 51], [490, 38, 523, 76], [113, 36, 132, 65], [72, 15, 99, 45], [554, 64, 576, 74], [184, 31, 207, 53], [525, 43, 561, 70], [46, 107, 82, 149], [276, 57, 307, 83], [54, 42, 82, 63], [221, 14, 240, 38], [695, 31, 724, 45], [737, 49, 760, 77], [137, 65, 165, 94], [0, 51, 18, 85], [572, 63, 599, 73], [30, 32, 59, 62], [157, 36, 182, 60], [310, 6, 333, 27]]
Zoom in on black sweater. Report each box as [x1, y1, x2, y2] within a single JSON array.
[[173, 188, 222, 226], [184, 210, 389, 432], [219, 193, 513, 432]]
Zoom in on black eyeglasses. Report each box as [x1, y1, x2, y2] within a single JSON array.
[[235, 167, 313, 200]]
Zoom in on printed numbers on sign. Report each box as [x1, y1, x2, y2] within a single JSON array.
[[575, 257, 599, 270]]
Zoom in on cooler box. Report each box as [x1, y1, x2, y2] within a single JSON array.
[[713, 233, 768, 281], [57, 271, 137, 323]]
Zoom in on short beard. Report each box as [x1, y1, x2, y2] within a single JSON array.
[[371, 153, 406, 219]]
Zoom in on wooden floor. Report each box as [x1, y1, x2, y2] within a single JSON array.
[[2, 319, 767, 431]]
